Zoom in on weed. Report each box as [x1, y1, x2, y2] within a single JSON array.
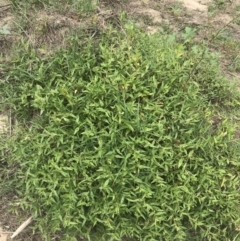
[[167, 2, 183, 18], [141, 14, 155, 26], [159, 20, 172, 34], [229, 54, 240, 72], [0, 24, 10, 35], [233, 18, 240, 25], [1, 22, 240, 241], [9, 0, 96, 14], [235, 4, 240, 12], [208, 0, 228, 14]]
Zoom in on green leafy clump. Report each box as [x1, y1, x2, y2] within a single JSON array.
[[1, 25, 240, 241], [9, 0, 95, 12], [0, 24, 11, 35]]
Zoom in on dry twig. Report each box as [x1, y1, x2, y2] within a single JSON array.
[[11, 216, 33, 239]]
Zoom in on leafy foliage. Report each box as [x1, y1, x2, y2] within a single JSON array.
[[0, 24, 10, 35], [9, 0, 95, 12], [1, 25, 240, 241]]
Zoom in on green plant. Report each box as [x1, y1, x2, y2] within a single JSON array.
[[141, 14, 155, 26], [213, 0, 227, 8], [234, 232, 240, 241], [229, 54, 240, 72], [0, 24, 10, 35], [1, 23, 240, 241], [167, 2, 183, 17], [235, 4, 240, 10], [9, 0, 96, 13], [208, 0, 227, 12]]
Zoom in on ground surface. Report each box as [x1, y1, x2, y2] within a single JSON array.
[[1, 0, 240, 240]]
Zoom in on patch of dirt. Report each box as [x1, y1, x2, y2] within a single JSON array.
[[183, 0, 209, 11]]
